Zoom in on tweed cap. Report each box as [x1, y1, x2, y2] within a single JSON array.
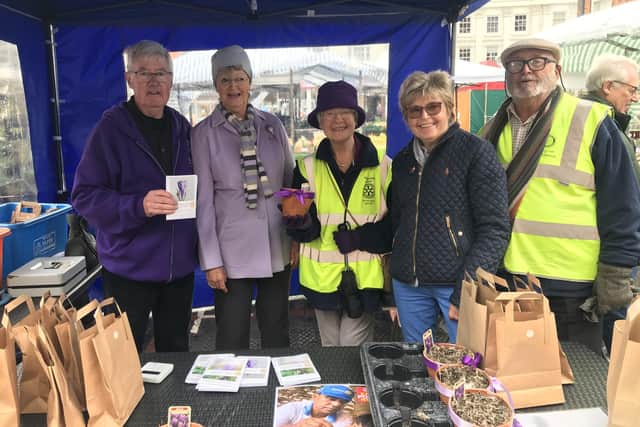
[[211, 45, 252, 82], [500, 38, 561, 66]]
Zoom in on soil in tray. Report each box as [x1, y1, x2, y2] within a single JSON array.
[[438, 365, 490, 389], [450, 392, 512, 427], [427, 344, 472, 364]]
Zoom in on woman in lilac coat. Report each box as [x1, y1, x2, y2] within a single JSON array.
[[191, 45, 295, 350]]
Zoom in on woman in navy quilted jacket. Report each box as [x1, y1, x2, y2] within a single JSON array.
[[335, 71, 510, 343]]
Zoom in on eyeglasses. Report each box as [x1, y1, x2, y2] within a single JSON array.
[[130, 70, 173, 82], [612, 80, 638, 96], [505, 57, 556, 74], [321, 109, 355, 121], [219, 76, 249, 86], [406, 102, 442, 119]]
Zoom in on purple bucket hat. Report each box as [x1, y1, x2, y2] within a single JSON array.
[[307, 81, 366, 129]]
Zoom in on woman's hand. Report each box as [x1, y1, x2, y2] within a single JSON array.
[[206, 267, 228, 293], [448, 304, 459, 320], [290, 241, 300, 268], [142, 189, 177, 217]]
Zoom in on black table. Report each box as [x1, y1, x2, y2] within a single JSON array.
[[21, 342, 608, 426]]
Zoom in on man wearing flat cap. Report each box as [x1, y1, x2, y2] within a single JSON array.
[[480, 38, 640, 353], [275, 385, 354, 427]]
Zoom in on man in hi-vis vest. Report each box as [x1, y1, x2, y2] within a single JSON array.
[[480, 38, 640, 354]]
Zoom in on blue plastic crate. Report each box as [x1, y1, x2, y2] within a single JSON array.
[[0, 202, 72, 280]]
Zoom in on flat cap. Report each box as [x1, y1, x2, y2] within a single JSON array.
[[500, 38, 561, 66]]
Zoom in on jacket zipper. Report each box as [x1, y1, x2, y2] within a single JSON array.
[[445, 215, 460, 257], [412, 167, 423, 280]]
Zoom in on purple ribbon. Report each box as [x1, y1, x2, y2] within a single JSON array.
[[461, 352, 482, 368], [274, 188, 315, 204]]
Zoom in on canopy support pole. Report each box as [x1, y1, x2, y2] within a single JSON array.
[[45, 23, 67, 202]]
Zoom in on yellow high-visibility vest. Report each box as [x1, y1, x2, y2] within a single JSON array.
[[495, 93, 611, 281], [298, 150, 391, 293]]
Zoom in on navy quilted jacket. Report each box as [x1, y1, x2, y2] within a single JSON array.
[[390, 123, 510, 306]]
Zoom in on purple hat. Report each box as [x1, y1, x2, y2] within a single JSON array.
[[308, 81, 366, 129]]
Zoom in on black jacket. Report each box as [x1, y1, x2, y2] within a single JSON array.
[[389, 123, 510, 306]]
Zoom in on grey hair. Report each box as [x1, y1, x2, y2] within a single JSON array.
[[124, 40, 172, 72], [398, 70, 455, 121], [585, 54, 638, 93]]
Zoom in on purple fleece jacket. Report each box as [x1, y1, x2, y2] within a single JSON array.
[[71, 102, 198, 282]]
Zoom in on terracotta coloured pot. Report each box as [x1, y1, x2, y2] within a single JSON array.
[[434, 363, 492, 405], [422, 343, 472, 378]]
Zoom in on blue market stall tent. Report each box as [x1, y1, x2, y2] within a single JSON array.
[[0, 0, 487, 306]]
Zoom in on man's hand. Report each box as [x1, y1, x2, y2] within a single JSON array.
[[594, 262, 634, 315], [206, 267, 228, 293], [388, 307, 399, 325], [143, 190, 177, 217], [448, 304, 459, 321], [333, 228, 361, 254]]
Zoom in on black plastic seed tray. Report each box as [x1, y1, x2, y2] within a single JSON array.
[[361, 342, 452, 427]]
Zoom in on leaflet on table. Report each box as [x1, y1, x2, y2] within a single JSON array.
[[273, 384, 370, 427], [239, 356, 272, 387], [515, 407, 607, 427], [166, 174, 197, 220], [196, 356, 247, 392], [184, 353, 234, 384], [271, 353, 321, 386]]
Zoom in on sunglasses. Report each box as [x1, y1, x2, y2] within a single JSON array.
[[406, 102, 443, 119]]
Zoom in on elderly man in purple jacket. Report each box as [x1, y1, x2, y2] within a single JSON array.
[[71, 40, 198, 353]]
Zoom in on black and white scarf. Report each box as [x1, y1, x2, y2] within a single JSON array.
[[219, 104, 273, 209]]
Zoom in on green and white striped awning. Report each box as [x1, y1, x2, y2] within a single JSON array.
[[561, 35, 640, 125], [561, 35, 640, 74]]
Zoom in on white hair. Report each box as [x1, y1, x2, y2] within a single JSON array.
[[585, 54, 638, 93], [124, 40, 172, 72]]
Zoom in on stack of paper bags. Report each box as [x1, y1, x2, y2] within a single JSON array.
[[607, 298, 640, 427], [456, 268, 574, 408]]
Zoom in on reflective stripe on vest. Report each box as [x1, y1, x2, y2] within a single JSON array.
[[497, 93, 610, 281], [297, 150, 391, 293]]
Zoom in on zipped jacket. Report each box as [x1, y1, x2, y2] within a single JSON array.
[[390, 123, 510, 306], [71, 102, 198, 282]]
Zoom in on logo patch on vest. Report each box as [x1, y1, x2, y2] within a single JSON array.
[[362, 177, 376, 205]]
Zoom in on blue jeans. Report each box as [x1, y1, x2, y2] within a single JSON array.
[[392, 278, 458, 343]]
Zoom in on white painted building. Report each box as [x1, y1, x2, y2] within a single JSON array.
[[456, 0, 579, 63]]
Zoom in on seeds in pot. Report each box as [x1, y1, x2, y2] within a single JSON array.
[[450, 392, 511, 427], [438, 365, 490, 389], [426, 344, 472, 364]]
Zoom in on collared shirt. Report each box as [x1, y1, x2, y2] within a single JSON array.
[[506, 102, 537, 157]]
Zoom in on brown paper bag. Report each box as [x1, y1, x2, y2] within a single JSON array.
[[456, 268, 507, 361], [1, 294, 50, 413], [607, 298, 640, 427], [29, 324, 85, 427], [0, 323, 19, 426], [39, 292, 65, 361], [78, 298, 144, 426], [54, 295, 86, 409], [487, 291, 565, 409]]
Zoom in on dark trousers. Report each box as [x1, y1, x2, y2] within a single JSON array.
[[102, 269, 194, 353], [548, 296, 603, 355], [214, 266, 291, 350]]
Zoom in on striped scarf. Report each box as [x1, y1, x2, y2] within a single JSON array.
[[220, 104, 273, 209]]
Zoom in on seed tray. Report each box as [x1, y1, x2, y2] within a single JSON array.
[[361, 342, 452, 427]]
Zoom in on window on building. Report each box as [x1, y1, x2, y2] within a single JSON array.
[[0, 40, 37, 201], [486, 49, 498, 62], [486, 16, 499, 33], [514, 15, 527, 32], [552, 11, 566, 25], [349, 45, 371, 61], [162, 44, 390, 155], [459, 17, 471, 34], [459, 48, 471, 62]]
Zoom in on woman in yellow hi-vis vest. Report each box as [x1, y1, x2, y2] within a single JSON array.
[[284, 81, 395, 346]]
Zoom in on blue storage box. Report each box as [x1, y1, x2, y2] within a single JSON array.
[[0, 202, 72, 281]]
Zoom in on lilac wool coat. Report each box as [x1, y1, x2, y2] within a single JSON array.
[[191, 106, 294, 278]]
